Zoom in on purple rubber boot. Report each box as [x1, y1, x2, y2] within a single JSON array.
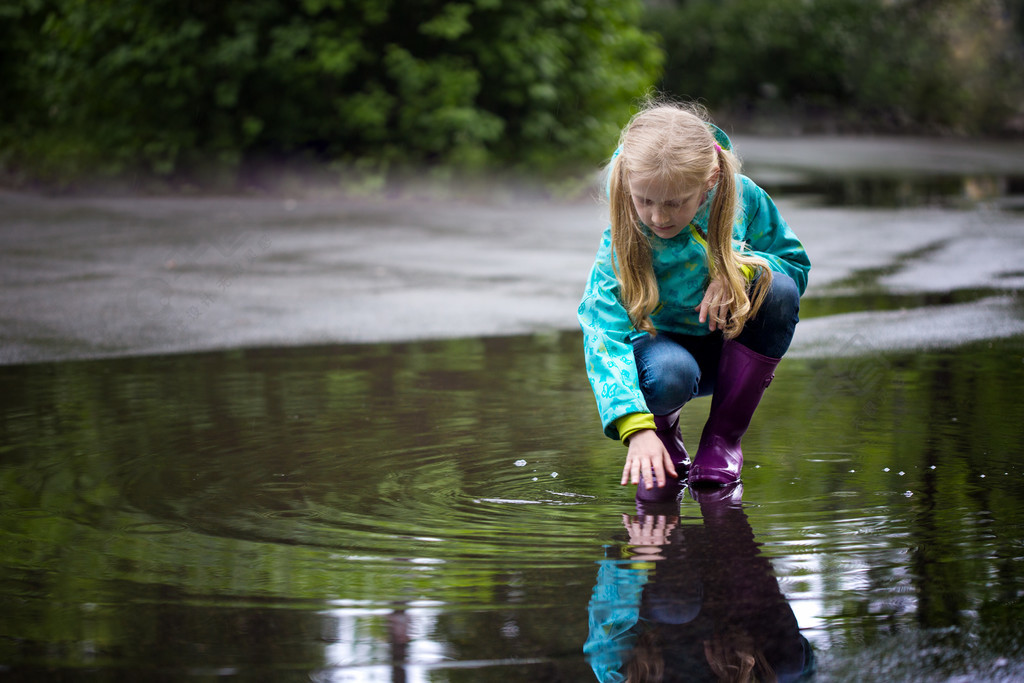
[[689, 340, 780, 487], [636, 410, 691, 506]]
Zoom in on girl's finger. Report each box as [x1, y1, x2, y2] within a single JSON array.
[[651, 460, 665, 488], [622, 459, 636, 486], [665, 457, 678, 479], [712, 305, 726, 329]]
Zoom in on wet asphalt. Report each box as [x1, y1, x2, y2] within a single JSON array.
[[3, 136, 1024, 365]]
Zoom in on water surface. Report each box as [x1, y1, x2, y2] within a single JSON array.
[[2, 332, 1024, 681]]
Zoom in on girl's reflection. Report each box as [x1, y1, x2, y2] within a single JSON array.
[[584, 485, 815, 682]]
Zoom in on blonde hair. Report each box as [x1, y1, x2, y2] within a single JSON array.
[[608, 101, 771, 338], [624, 629, 664, 683], [704, 634, 777, 683]]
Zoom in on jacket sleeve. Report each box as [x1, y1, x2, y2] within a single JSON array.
[[583, 559, 651, 683], [738, 177, 811, 295], [578, 229, 651, 440]]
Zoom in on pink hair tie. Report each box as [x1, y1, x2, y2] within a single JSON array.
[[714, 143, 722, 153]]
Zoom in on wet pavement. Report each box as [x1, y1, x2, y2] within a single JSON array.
[[3, 135, 1024, 365]]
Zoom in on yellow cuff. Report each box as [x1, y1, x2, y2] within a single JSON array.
[[614, 412, 657, 445]]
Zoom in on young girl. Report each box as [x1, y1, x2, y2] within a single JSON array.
[[578, 101, 810, 501]]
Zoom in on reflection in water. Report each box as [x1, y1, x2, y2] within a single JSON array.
[[1, 334, 1024, 679], [314, 603, 449, 683], [760, 173, 1024, 209], [586, 486, 813, 683]]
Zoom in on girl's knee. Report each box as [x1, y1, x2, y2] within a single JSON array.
[[763, 272, 800, 321], [640, 358, 700, 414], [738, 272, 801, 358]]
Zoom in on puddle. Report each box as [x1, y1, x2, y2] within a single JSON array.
[[762, 174, 1024, 209], [2, 333, 1024, 680], [800, 287, 1022, 319]]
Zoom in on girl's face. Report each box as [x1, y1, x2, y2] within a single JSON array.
[[628, 174, 716, 240]]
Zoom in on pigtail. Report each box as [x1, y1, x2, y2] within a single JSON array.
[[609, 153, 659, 335], [706, 145, 772, 339]]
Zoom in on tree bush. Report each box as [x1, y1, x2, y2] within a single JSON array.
[[0, 0, 661, 182], [643, 0, 1024, 135]]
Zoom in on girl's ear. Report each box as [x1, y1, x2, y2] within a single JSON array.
[[706, 167, 721, 192]]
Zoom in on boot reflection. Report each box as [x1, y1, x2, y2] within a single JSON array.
[[584, 484, 814, 682]]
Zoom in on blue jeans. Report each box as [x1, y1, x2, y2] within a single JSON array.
[[632, 272, 800, 415]]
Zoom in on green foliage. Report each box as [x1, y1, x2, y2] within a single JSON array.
[[9, 0, 1021, 185], [644, 0, 1024, 135], [0, 0, 661, 182]]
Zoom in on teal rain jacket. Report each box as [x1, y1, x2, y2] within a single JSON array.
[[577, 153, 811, 440]]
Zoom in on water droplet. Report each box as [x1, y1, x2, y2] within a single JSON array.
[[904, 491, 913, 497], [532, 477, 538, 482], [930, 465, 937, 470], [980, 474, 986, 478], [514, 459, 527, 467], [849, 469, 856, 473], [883, 467, 890, 472], [898, 471, 905, 476], [550, 472, 558, 478]]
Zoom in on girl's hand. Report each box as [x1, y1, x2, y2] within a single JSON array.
[[696, 276, 729, 332], [622, 513, 679, 556], [621, 429, 678, 489], [622, 513, 678, 559]]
